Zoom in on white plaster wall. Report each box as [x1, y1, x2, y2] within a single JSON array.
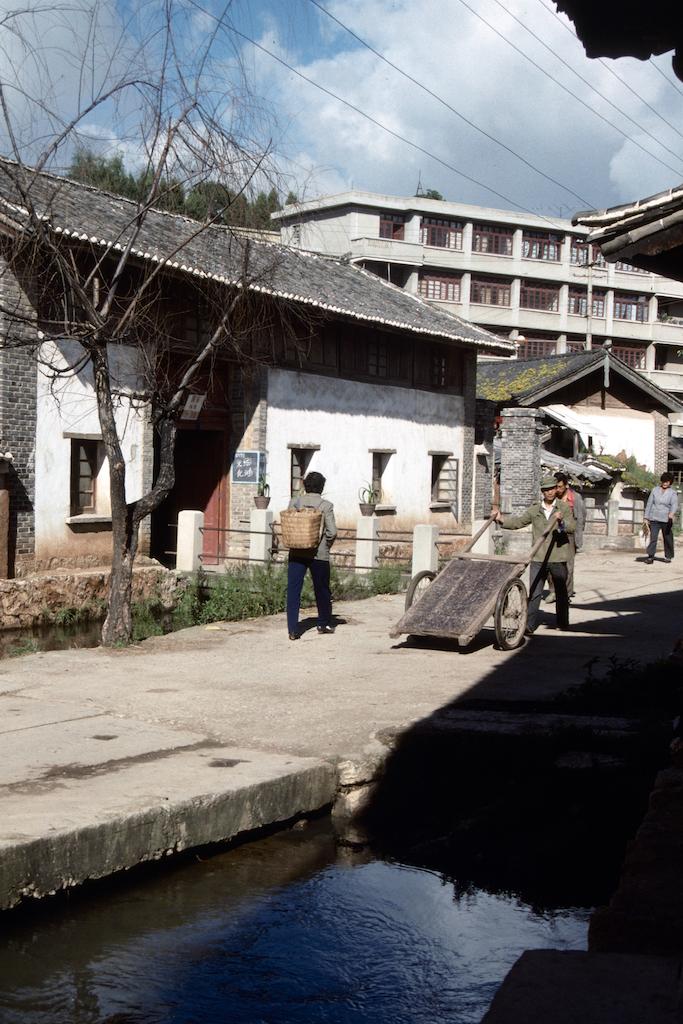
[[292, 212, 353, 254], [34, 340, 148, 557], [265, 369, 465, 526], [571, 407, 656, 469]]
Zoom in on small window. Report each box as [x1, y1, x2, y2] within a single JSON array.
[[570, 239, 605, 267], [472, 223, 513, 256], [371, 452, 391, 501], [520, 281, 560, 312], [431, 455, 458, 507], [420, 217, 463, 249], [368, 341, 389, 377], [290, 448, 314, 497], [471, 276, 512, 307], [613, 293, 648, 323], [70, 439, 99, 515], [379, 213, 405, 240], [517, 338, 557, 358], [418, 272, 461, 302], [522, 230, 562, 261]]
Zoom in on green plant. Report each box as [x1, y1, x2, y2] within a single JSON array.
[[256, 474, 270, 497], [366, 564, 405, 594], [598, 453, 658, 492], [359, 482, 380, 504], [131, 597, 166, 641], [172, 572, 205, 629], [9, 637, 39, 657]]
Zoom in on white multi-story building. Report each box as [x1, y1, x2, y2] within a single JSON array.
[[273, 191, 683, 396]]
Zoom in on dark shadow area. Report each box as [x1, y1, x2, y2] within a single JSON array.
[[360, 587, 681, 911]]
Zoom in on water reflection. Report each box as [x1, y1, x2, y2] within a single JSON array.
[[0, 822, 588, 1024]]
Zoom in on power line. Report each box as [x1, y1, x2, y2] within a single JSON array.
[[649, 57, 683, 100], [536, 0, 683, 147], [184, 0, 580, 223], [305, 0, 594, 207], [457, 0, 683, 179]]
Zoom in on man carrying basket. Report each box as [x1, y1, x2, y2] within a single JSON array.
[[282, 472, 337, 640]]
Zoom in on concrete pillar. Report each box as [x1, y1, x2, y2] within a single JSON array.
[[249, 508, 274, 564], [584, 496, 595, 534], [176, 510, 204, 572], [412, 524, 439, 576], [356, 516, 379, 573], [607, 499, 620, 537]]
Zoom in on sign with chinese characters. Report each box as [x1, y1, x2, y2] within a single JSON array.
[[180, 394, 206, 420], [231, 451, 266, 484]]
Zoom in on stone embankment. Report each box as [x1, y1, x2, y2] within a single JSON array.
[[0, 564, 184, 629]]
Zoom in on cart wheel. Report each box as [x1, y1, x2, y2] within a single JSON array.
[[494, 578, 528, 650], [404, 570, 436, 611]]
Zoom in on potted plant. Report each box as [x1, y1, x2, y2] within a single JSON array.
[[254, 475, 271, 509], [358, 483, 379, 516]]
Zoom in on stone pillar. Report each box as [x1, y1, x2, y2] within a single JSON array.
[[653, 411, 668, 474], [460, 349, 477, 528], [249, 508, 274, 564], [0, 473, 8, 578], [412, 524, 439, 576], [356, 516, 379, 573], [176, 510, 204, 572], [499, 407, 543, 514], [607, 500, 620, 537]]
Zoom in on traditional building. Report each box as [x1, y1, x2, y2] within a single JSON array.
[[0, 163, 513, 576]]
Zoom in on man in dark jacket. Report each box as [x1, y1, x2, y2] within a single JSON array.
[[494, 476, 576, 633], [286, 471, 337, 640]]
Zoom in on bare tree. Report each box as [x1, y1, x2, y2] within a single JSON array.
[[0, 0, 295, 644]]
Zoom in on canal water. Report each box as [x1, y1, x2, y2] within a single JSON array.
[[0, 821, 589, 1024]]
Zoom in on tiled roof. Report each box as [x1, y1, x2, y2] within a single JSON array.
[[0, 160, 514, 354], [477, 350, 682, 410]]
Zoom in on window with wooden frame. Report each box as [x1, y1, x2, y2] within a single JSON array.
[[567, 288, 606, 318], [570, 239, 605, 267], [516, 337, 557, 358], [418, 272, 462, 302], [419, 217, 463, 249], [613, 293, 648, 322], [566, 339, 586, 353], [379, 212, 406, 240], [70, 439, 99, 516], [472, 223, 513, 256], [368, 340, 389, 377], [520, 281, 560, 312], [290, 447, 315, 497], [522, 230, 562, 261], [371, 451, 392, 502], [610, 345, 647, 369], [431, 454, 459, 509], [470, 276, 511, 306], [615, 260, 647, 274]]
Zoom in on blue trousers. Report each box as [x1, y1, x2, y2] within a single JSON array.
[[647, 520, 674, 560], [287, 557, 332, 633]]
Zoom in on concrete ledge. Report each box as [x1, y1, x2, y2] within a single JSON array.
[[482, 950, 682, 1023], [0, 743, 336, 911]]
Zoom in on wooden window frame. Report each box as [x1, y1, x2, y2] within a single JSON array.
[[522, 230, 562, 262], [379, 213, 406, 240], [610, 345, 647, 369], [615, 260, 647, 274], [368, 340, 389, 377], [613, 293, 648, 323], [470, 276, 512, 307], [419, 217, 463, 250], [568, 288, 606, 318], [520, 281, 560, 312], [431, 454, 459, 508], [418, 272, 462, 302], [472, 223, 513, 256], [290, 447, 315, 497], [517, 338, 557, 358], [570, 239, 605, 267], [70, 439, 99, 516]]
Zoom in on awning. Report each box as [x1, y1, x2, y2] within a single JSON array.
[[540, 404, 608, 447]]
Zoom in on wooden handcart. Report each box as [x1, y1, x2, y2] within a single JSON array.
[[390, 513, 559, 650]]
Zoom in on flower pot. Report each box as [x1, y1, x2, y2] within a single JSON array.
[[254, 495, 271, 509], [359, 502, 376, 517]]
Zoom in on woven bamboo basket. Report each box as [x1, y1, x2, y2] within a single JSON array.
[[279, 507, 323, 549]]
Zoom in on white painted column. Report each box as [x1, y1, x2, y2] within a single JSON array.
[[412, 524, 439, 576], [607, 500, 620, 537], [356, 516, 379, 573], [176, 510, 204, 572], [249, 508, 274, 564]]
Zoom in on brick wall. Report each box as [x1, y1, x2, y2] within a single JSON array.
[[228, 367, 268, 548], [653, 412, 668, 476], [474, 398, 496, 519], [499, 407, 543, 514], [0, 255, 38, 575]]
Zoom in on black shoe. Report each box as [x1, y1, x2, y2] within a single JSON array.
[[665, 558, 672, 563], [644, 558, 654, 564], [289, 632, 301, 641], [317, 625, 335, 634]]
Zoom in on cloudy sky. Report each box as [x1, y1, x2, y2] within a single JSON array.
[[225, 0, 683, 218], [2, 0, 682, 220]]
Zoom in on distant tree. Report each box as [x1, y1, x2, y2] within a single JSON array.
[[285, 191, 299, 206], [69, 151, 138, 200], [418, 188, 444, 201]]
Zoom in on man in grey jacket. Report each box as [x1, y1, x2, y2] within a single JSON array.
[[644, 472, 678, 564], [286, 472, 337, 639]]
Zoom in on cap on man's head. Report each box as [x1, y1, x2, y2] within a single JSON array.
[[540, 475, 558, 490]]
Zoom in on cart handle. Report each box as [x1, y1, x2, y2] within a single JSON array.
[[463, 512, 498, 553]]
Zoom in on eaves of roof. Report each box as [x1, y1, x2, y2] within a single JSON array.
[[0, 163, 515, 355]]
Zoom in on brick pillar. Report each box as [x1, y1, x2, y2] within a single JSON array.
[[460, 348, 477, 529], [499, 407, 543, 514], [474, 398, 496, 519], [653, 411, 668, 475]]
